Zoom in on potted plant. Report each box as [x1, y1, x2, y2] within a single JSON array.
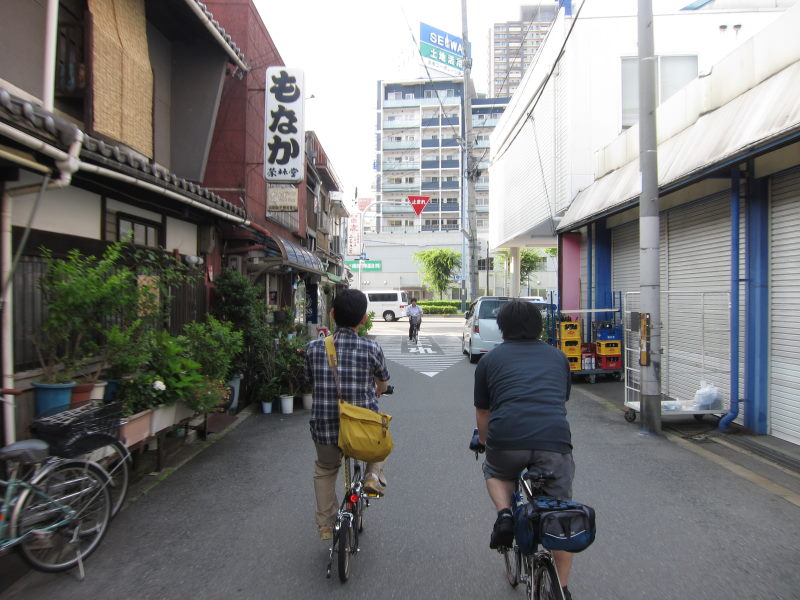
[[275, 335, 306, 414], [115, 373, 163, 447], [257, 377, 280, 414]]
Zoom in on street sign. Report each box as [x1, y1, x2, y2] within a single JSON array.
[[345, 260, 382, 272], [453, 274, 465, 280], [407, 195, 431, 216]]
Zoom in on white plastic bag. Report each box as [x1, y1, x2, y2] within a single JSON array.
[[693, 381, 723, 410]]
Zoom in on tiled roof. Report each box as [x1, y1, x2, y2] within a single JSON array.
[[0, 87, 246, 219], [194, 1, 248, 68]]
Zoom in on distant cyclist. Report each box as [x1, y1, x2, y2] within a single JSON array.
[[406, 298, 423, 341], [473, 299, 576, 600]]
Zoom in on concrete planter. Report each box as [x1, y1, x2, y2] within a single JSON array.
[[121, 409, 152, 447], [149, 404, 177, 435]]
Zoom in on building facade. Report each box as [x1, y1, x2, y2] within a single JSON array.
[[488, 2, 558, 97]]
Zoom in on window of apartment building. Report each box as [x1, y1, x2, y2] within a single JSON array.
[[621, 55, 698, 128], [387, 91, 402, 100], [443, 218, 459, 229], [478, 257, 494, 270], [424, 176, 440, 183], [405, 93, 414, 99], [118, 213, 161, 248], [445, 196, 458, 204], [424, 90, 436, 98], [424, 218, 440, 227], [477, 218, 488, 229], [405, 176, 414, 184], [387, 219, 403, 228], [445, 175, 458, 182]]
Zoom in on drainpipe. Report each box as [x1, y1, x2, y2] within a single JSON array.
[[43, 0, 59, 111], [720, 166, 741, 431], [2, 187, 15, 444], [587, 224, 593, 339]]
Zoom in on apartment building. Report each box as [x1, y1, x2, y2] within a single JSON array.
[[488, 3, 558, 97]]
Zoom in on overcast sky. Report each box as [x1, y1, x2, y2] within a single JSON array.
[[252, 1, 692, 209], [253, 0, 531, 207]]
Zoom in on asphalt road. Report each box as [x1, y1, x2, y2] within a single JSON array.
[[3, 319, 800, 599]]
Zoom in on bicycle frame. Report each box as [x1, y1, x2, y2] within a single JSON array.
[[325, 456, 371, 581]]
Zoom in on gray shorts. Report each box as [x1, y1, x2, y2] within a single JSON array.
[[482, 448, 575, 499]]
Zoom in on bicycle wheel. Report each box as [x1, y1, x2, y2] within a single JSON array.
[[12, 461, 112, 572], [337, 523, 353, 582], [533, 556, 563, 600], [83, 440, 130, 518], [501, 546, 520, 587]]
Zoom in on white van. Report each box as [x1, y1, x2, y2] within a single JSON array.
[[365, 290, 409, 322]]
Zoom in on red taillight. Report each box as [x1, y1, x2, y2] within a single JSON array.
[[350, 493, 359, 503], [474, 323, 480, 334], [400, 304, 406, 309]]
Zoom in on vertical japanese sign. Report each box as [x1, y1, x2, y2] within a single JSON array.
[[347, 215, 362, 256], [419, 23, 465, 77], [408, 195, 431, 216], [264, 67, 305, 184]]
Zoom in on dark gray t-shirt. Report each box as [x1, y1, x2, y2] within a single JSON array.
[[473, 340, 572, 453]]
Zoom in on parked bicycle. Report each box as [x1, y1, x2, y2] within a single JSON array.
[[326, 384, 394, 583], [1, 390, 112, 576], [470, 430, 596, 600]]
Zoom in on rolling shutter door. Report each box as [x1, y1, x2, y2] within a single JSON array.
[[611, 221, 639, 299], [769, 168, 800, 445], [660, 194, 732, 405]]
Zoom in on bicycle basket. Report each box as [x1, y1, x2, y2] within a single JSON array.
[[30, 400, 122, 457]]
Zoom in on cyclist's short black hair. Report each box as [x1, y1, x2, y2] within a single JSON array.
[[333, 289, 368, 327], [496, 300, 543, 341], [410, 298, 418, 303]]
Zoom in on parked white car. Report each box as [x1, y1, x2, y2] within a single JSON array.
[[366, 289, 409, 322], [462, 296, 552, 363]]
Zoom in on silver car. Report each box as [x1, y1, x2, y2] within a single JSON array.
[[462, 296, 552, 363]]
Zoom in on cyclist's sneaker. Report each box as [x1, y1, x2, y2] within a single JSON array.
[[562, 586, 573, 600], [363, 474, 384, 497], [319, 526, 332, 541], [489, 509, 514, 549]]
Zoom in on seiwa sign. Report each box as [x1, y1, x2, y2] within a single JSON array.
[[419, 23, 465, 77], [264, 67, 304, 185]]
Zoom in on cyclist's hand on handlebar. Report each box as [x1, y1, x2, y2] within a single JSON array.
[[469, 428, 486, 459]]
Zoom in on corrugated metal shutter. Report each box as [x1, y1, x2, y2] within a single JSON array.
[[611, 220, 639, 297], [660, 194, 732, 405], [580, 227, 589, 313], [769, 168, 800, 445]]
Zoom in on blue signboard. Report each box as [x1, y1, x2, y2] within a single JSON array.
[[419, 23, 468, 76], [420, 23, 465, 57]]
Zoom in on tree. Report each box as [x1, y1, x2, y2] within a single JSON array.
[[519, 248, 546, 280], [414, 249, 461, 300]]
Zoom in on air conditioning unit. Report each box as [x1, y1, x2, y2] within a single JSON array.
[[227, 255, 243, 272]]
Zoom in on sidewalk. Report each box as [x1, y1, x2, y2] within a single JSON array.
[[572, 378, 800, 500]]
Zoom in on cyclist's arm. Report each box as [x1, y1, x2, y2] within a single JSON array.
[[375, 377, 389, 397], [476, 408, 489, 445]]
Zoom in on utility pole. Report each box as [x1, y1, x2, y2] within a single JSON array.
[[461, 0, 479, 304], [638, 0, 662, 435]]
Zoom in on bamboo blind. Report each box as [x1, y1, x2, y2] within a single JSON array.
[[88, 0, 153, 157]]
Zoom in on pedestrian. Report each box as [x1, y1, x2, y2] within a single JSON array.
[[304, 289, 392, 541], [406, 297, 423, 340], [473, 299, 576, 600]]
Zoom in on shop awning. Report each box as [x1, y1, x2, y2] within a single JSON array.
[[269, 234, 325, 276], [558, 59, 800, 232]]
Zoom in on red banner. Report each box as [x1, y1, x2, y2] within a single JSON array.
[[407, 195, 431, 216]]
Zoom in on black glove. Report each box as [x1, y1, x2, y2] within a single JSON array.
[[469, 428, 486, 457]]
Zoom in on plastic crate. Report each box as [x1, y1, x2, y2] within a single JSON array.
[[560, 339, 581, 356], [596, 340, 622, 356], [31, 400, 122, 457], [597, 355, 622, 370], [559, 322, 582, 340], [567, 356, 581, 371], [595, 327, 621, 341]]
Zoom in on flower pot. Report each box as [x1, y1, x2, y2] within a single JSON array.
[[102, 378, 120, 401], [280, 394, 294, 414], [150, 404, 177, 435], [121, 409, 152, 447], [71, 383, 95, 407], [90, 380, 108, 400], [32, 381, 75, 417], [261, 400, 273, 414], [302, 393, 313, 411], [175, 401, 195, 422]]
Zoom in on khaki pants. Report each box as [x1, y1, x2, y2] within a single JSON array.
[[314, 443, 384, 530]]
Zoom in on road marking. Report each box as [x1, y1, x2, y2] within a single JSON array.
[[376, 334, 464, 377]]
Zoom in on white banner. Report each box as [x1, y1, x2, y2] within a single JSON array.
[[264, 67, 305, 183]]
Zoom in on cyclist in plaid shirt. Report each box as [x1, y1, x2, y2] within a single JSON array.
[[304, 289, 391, 541]]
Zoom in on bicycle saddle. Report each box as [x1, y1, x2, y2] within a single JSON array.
[[0, 439, 49, 465], [523, 469, 556, 481]]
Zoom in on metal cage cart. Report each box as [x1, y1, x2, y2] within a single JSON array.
[[556, 307, 624, 384], [622, 290, 730, 423]]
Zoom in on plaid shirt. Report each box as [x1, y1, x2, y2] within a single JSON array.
[[305, 328, 390, 445]]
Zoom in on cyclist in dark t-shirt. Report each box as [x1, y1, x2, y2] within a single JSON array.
[[474, 300, 576, 600]]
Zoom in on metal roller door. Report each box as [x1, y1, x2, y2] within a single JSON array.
[[769, 168, 800, 445], [611, 221, 639, 296], [660, 194, 732, 406]]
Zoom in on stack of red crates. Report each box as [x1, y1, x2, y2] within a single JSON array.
[[595, 327, 622, 370]]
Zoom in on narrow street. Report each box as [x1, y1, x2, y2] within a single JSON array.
[[3, 319, 799, 599]]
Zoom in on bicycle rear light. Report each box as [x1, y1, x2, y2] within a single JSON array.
[[349, 493, 359, 503]]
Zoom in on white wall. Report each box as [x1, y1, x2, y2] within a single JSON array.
[[165, 217, 198, 256], [12, 184, 102, 239]]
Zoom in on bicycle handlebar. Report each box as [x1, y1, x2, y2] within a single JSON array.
[[469, 427, 486, 460]]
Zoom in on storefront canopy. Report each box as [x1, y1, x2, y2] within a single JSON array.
[[267, 234, 325, 276], [558, 59, 800, 232]]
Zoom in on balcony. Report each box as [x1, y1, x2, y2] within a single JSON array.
[[441, 159, 460, 169], [441, 138, 460, 147], [383, 119, 420, 129], [440, 180, 460, 190], [382, 182, 419, 192], [473, 117, 500, 128], [422, 139, 440, 148], [383, 140, 419, 150], [475, 181, 489, 191], [382, 161, 419, 171], [421, 160, 439, 169], [421, 117, 440, 127]]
